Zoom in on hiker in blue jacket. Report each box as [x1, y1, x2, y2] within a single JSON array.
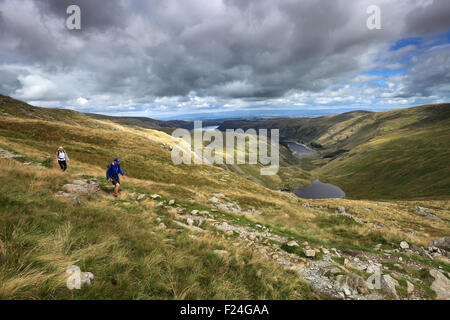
[[106, 158, 125, 197]]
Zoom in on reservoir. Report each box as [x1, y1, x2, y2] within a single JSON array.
[[287, 142, 314, 157], [287, 142, 345, 199], [293, 179, 346, 199]]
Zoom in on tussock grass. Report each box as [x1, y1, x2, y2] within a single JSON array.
[[0, 101, 449, 299]]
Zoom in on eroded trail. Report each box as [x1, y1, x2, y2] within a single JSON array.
[[55, 177, 449, 300]]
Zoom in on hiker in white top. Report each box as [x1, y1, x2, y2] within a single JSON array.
[[56, 146, 70, 171]]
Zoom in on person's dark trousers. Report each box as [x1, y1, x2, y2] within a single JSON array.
[[58, 160, 67, 171]]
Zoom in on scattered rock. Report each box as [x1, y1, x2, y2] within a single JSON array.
[[208, 196, 220, 204], [137, 194, 146, 201], [210, 196, 261, 216], [191, 210, 199, 215], [62, 179, 104, 196], [168, 199, 175, 205], [428, 237, 450, 251], [400, 241, 409, 249], [151, 194, 161, 199], [287, 240, 299, 247], [336, 274, 369, 295], [336, 206, 346, 214], [173, 220, 203, 232], [381, 274, 399, 299], [413, 205, 442, 222], [406, 280, 414, 294], [429, 269, 450, 300], [0, 147, 25, 160], [66, 265, 94, 290], [213, 249, 229, 256], [371, 222, 385, 229], [158, 222, 166, 229], [334, 206, 363, 224], [304, 249, 316, 258], [54, 191, 80, 205], [366, 264, 380, 274]]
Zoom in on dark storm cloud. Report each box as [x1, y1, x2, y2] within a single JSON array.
[[35, 0, 128, 31], [0, 0, 449, 117], [405, 0, 450, 36]]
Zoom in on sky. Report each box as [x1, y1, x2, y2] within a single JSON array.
[[0, 0, 449, 120]]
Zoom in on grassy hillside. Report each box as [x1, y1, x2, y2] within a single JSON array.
[[85, 113, 194, 132], [219, 104, 450, 200], [0, 96, 449, 300], [317, 116, 450, 200]]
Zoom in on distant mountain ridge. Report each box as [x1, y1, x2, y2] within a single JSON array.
[[0, 94, 193, 131]]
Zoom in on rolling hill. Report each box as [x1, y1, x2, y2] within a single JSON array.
[[218, 104, 450, 200], [0, 95, 449, 300]]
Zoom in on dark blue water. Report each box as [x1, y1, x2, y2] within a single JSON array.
[[286, 143, 345, 199], [293, 179, 346, 199], [287, 142, 314, 157]]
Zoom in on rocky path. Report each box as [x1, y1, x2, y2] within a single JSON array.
[[54, 179, 450, 300], [0, 147, 48, 169]]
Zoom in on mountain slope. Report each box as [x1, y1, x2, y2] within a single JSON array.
[[85, 113, 194, 131], [218, 104, 450, 200], [0, 96, 449, 300]]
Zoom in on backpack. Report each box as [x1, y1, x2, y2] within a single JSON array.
[[57, 150, 66, 160], [108, 163, 121, 177]]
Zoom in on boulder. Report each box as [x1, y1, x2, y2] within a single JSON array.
[[286, 240, 299, 247], [304, 249, 316, 258], [406, 280, 414, 294], [55, 191, 80, 205], [429, 269, 450, 300], [336, 206, 346, 214], [66, 265, 94, 290], [381, 274, 399, 299], [413, 205, 442, 222], [400, 241, 409, 249], [428, 237, 450, 251], [208, 196, 220, 204], [335, 274, 369, 295], [62, 179, 103, 196]]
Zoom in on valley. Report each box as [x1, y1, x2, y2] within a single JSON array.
[[0, 95, 449, 300]]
